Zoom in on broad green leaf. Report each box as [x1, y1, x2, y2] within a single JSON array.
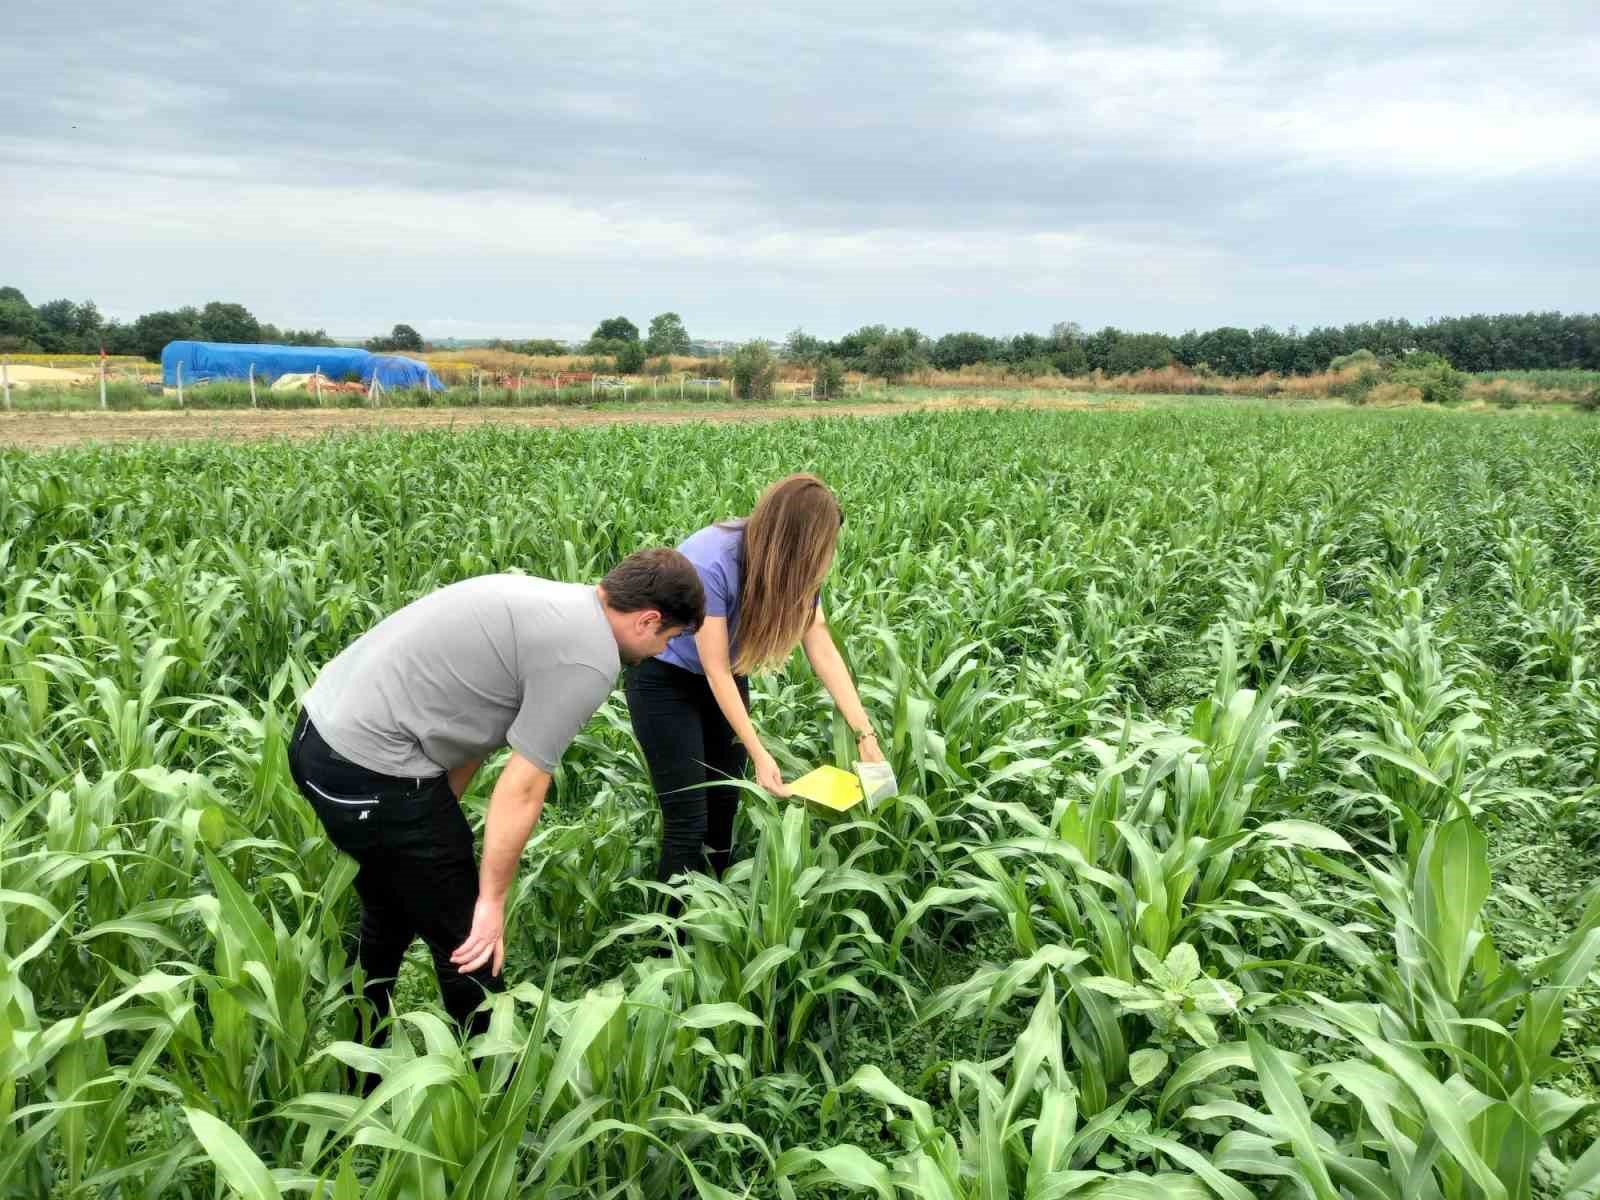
[[681, 1002, 765, 1029], [1246, 1027, 1340, 1200], [184, 1109, 282, 1200], [1129, 1049, 1169, 1088], [776, 1145, 892, 1198]]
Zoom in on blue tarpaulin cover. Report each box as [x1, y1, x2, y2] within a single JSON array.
[[160, 342, 444, 391]]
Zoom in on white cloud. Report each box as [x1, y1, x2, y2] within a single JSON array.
[[947, 30, 1600, 177]]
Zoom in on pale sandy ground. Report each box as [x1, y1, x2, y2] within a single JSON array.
[[1, 364, 97, 387]]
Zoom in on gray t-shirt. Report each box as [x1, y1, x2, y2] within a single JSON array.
[[303, 574, 620, 777]]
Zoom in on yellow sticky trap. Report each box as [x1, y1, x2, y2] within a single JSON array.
[[788, 765, 864, 814]]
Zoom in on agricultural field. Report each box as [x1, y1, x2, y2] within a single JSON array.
[[3, 406, 1600, 1199]]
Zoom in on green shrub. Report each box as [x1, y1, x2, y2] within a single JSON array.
[[1393, 351, 1467, 404], [1489, 385, 1521, 409], [1332, 366, 1384, 403], [730, 340, 777, 400], [1329, 348, 1379, 372], [615, 341, 647, 375], [1005, 357, 1057, 379], [1579, 386, 1600, 412], [813, 357, 847, 399]]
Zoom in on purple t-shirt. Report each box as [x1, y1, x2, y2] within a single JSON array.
[[659, 523, 745, 675]]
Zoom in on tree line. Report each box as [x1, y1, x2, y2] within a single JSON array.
[[0, 288, 345, 359], [785, 313, 1600, 379], [4, 284, 1597, 377]]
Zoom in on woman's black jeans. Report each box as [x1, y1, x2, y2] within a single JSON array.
[[286, 710, 502, 1041], [624, 657, 750, 887]]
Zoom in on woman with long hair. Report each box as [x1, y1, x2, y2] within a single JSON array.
[[625, 474, 884, 885]]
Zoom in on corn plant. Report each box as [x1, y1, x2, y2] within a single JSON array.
[[4, 406, 1600, 1195]]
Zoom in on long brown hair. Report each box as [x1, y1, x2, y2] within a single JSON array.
[[726, 474, 842, 674]]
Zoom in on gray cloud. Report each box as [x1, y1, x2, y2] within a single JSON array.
[[3, 0, 1596, 339]]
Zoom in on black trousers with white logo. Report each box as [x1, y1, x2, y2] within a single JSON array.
[[286, 710, 503, 1041]]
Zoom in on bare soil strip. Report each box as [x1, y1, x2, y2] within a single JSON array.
[[1, 395, 1131, 450]]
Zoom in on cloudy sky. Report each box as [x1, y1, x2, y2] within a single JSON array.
[[4, 1, 1597, 341]]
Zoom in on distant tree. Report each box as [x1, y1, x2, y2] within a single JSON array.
[[33, 299, 83, 352], [515, 338, 568, 356], [1194, 327, 1253, 376], [366, 324, 423, 353], [128, 307, 203, 361], [0, 292, 42, 348], [730, 340, 778, 400], [834, 324, 889, 368], [199, 301, 262, 345], [813, 357, 847, 398], [1392, 351, 1466, 404], [1102, 331, 1174, 375], [1049, 321, 1085, 348], [645, 312, 691, 356], [99, 319, 136, 356], [591, 316, 639, 345], [1052, 344, 1090, 376], [615, 340, 647, 374], [863, 331, 925, 383], [73, 300, 103, 340], [783, 327, 825, 365], [929, 331, 996, 370]]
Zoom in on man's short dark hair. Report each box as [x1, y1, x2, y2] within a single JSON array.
[[601, 548, 705, 632]]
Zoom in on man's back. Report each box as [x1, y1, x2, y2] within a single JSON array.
[[303, 574, 620, 778]]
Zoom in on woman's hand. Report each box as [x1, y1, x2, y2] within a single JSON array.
[[856, 731, 886, 763], [753, 749, 791, 797]]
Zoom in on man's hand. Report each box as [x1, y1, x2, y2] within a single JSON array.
[[455, 751, 549, 979], [450, 895, 506, 976]]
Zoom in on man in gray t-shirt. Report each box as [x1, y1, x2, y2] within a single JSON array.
[[287, 548, 704, 1043]]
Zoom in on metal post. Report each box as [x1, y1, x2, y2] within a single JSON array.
[[476, 371, 483, 404], [679, 375, 683, 401], [314, 365, 322, 406], [99, 356, 107, 410], [590, 375, 596, 400], [2, 356, 10, 410], [704, 380, 711, 401], [177, 361, 185, 408], [249, 363, 257, 408], [624, 382, 630, 403], [517, 372, 524, 399]]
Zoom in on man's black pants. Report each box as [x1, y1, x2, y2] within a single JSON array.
[[287, 711, 502, 1039], [624, 657, 750, 885]]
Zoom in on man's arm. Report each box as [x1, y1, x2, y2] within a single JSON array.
[[448, 751, 550, 976]]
